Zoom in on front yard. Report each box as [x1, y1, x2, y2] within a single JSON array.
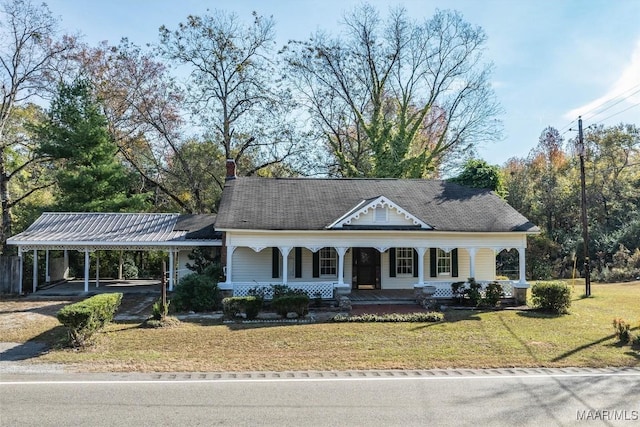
[[1, 282, 638, 372]]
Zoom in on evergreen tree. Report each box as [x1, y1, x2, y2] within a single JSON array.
[[36, 79, 149, 212]]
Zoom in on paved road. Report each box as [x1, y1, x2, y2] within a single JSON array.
[[1, 368, 639, 426]]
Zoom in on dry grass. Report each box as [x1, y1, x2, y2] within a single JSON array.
[[2, 282, 639, 372]]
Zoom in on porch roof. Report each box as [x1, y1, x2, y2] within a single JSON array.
[[216, 178, 539, 233], [7, 212, 221, 249]]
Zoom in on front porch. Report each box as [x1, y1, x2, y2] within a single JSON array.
[[223, 279, 518, 300]]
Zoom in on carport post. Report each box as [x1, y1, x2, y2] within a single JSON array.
[[45, 250, 50, 283], [95, 251, 100, 287], [18, 247, 23, 294], [84, 249, 90, 292], [168, 249, 174, 291], [32, 249, 38, 293]]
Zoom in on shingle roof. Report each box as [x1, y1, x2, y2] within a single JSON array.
[[7, 212, 220, 245], [174, 214, 221, 240], [215, 178, 539, 233]]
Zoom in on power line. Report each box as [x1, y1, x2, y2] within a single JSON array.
[[592, 101, 640, 124], [583, 86, 640, 122], [557, 82, 640, 134]]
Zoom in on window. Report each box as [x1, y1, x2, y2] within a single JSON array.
[[437, 249, 451, 275], [319, 247, 337, 277], [396, 247, 414, 275]]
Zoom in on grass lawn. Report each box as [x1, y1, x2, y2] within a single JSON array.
[[3, 282, 639, 372]]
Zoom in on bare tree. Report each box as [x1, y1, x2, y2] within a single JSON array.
[[157, 10, 305, 178], [0, 0, 77, 253], [283, 5, 501, 177]]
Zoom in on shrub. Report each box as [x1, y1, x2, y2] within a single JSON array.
[[612, 318, 631, 344], [57, 293, 123, 347], [222, 296, 263, 320], [466, 278, 483, 307], [172, 273, 221, 312], [151, 298, 170, 321], [271, 294, 310, 317], [530, 281, 572, 314], [271, 284, 308, 299], [333, 312, 444, 323], [451, 282, 466, 304], [482, 281, 504, 307]]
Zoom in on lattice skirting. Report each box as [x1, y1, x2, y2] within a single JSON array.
[[427, 281, 514, 298], [232, 282, 335, 299]]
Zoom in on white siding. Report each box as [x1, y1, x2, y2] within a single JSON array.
[[232, 246, 352, 285], [474, 248, 496, 280], [380, 250, 418, 289]]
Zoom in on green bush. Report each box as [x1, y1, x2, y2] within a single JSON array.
[[151, 298, 170, 320], [466, 277, 483, 306], [222, 296, 263, 320], [451, 282, 466, 304], [482, 281, 504, 307], [271, 284, 308, 299], [333, 312, 444, 323], [172, 273, 221, 312], [57, 293, 123, 347], [531, 281, 572, 314], [271, 294, 310, 317]]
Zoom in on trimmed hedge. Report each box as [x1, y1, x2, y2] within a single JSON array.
[[271, 294, 310, 317], [222, 296, 263, 320], [531, 281, 572, 314], [57, 293, 122, 347], [333, 312, 444, 323]]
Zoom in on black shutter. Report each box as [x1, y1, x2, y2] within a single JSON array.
[[294, 247, 302, 278], [413, 249, 419, 277], [271, 247, 279, 279], [452, 248, 459, 278], [389, 248, 396, 277], [312, 250, 320, 278], [430, 248, 437, 277]]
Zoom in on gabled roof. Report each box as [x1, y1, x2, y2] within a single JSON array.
[[327, 195, 432, 229], [215, 177, 539, 233], [7, 213, 220, 247]]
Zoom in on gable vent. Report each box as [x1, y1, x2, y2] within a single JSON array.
[[374, 207, 388, 223]]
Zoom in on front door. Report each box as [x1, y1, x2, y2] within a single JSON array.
[[352, 248, 381, 290]]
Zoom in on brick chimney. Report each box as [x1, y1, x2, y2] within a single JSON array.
[[225, 159, 237, 181]]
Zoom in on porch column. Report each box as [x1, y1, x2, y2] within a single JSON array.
[[518, 247, 526, 284], [84, 249, 90, 293], [467, 248, 477, 279], [63, 250, 69, 279], [224, 245, 236, 284], [168, 249, 175, 291], [18, 247, 23, 294], [95, 251, 100, 288], [279, 246, 292, 285], [335, 247, 348, 286], [45, 250, 50, 283], [415, 247, 426, 286], [118, 251, 123, 280], [32, 249, 38, 293]]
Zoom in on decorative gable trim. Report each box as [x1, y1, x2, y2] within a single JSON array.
[[327, 196, 432, 229]]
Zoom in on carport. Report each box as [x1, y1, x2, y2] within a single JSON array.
[[6, 213, 221, 293]]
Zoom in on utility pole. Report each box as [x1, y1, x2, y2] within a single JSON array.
[[577, 116, 591, 296]]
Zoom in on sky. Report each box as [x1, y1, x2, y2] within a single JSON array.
[[44, 0, 640, 166]]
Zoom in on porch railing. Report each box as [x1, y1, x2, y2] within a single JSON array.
[[232, 282, 336, 299]]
